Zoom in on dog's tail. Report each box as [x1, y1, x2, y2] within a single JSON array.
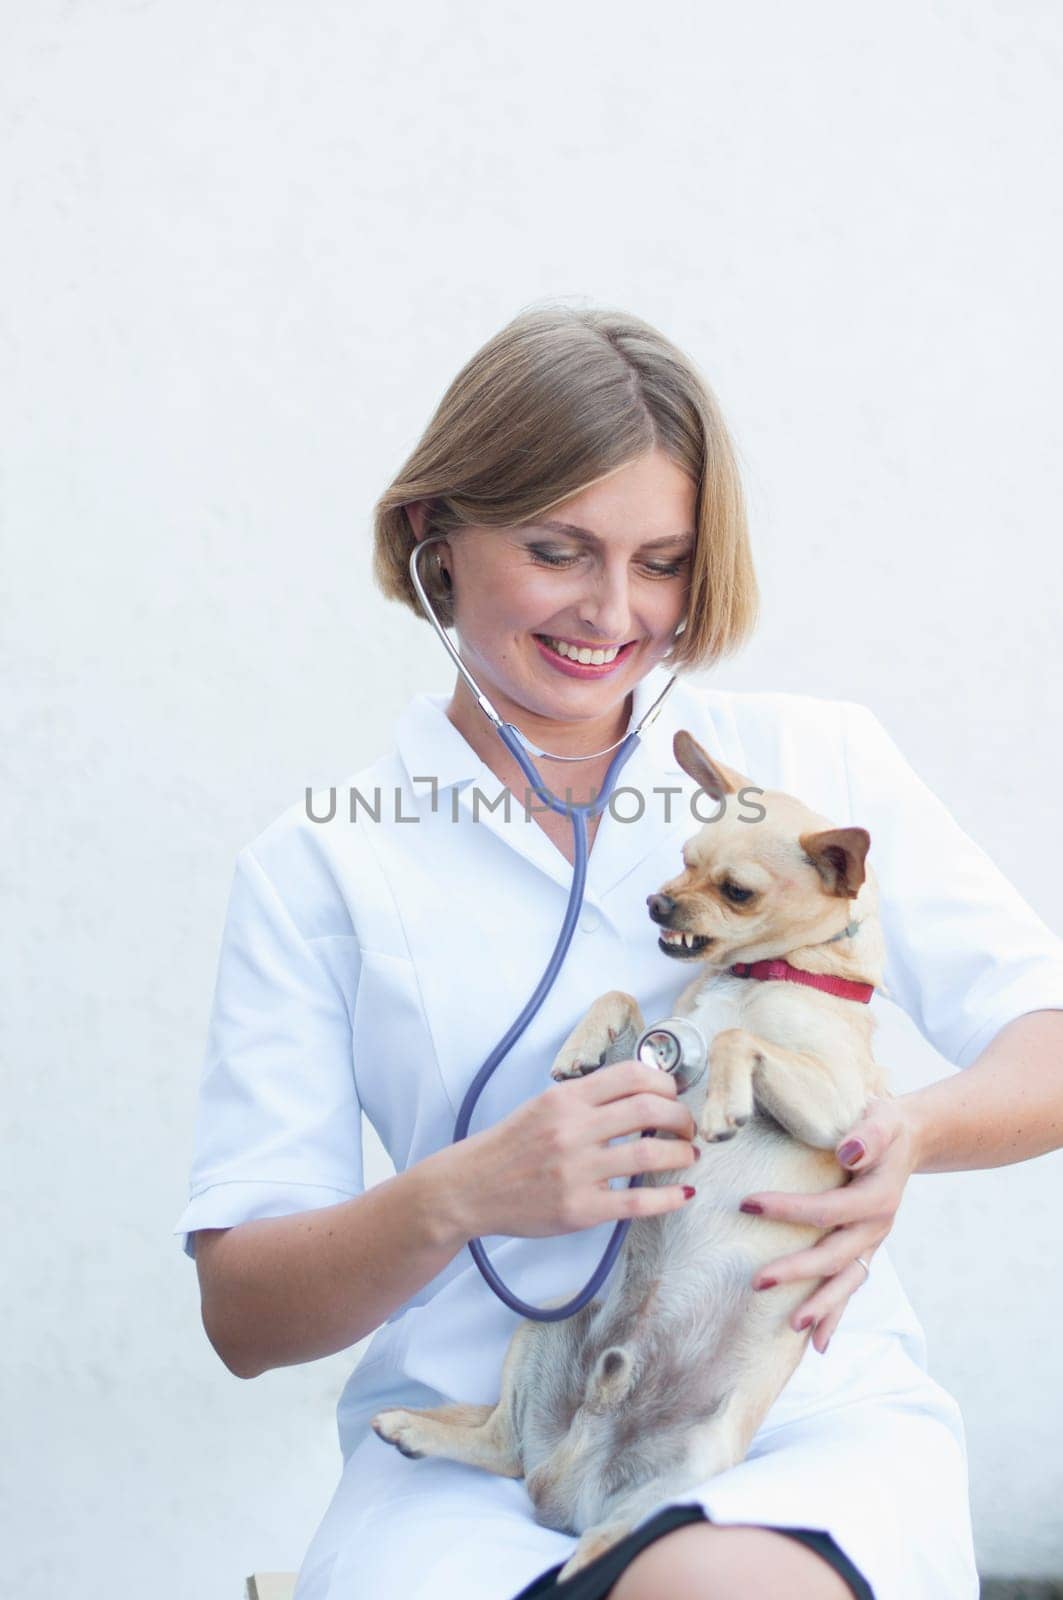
[[583, 1345, 636, 1411]]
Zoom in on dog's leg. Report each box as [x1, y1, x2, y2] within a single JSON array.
[[370, 1306, 553, 1478], [697, 1026, 757, 1142], [369, 1399, 519, 1472], [550, 991, 646, 1081], [372, 1327, 531, 1476], [700, 1028, 871, 1148], [555, 1470, 706, 1582], [553, 1418, 750, 1583], [555, 1325, 808, 1581]]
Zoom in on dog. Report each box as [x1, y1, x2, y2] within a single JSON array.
[[371, 728, 889, 1580]]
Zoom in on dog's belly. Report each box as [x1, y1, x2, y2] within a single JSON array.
[[518, 1118, 843, 1531], [556, 974, 839, 1364], [541, 973, 849, 1437], [518, 974, 858, 1531], [598, 1114, 839, 1341]]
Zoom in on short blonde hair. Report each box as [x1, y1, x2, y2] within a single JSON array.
[[372, 301, 759, 670]]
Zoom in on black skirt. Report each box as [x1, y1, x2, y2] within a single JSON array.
[[509, 1504, 874, 1599]]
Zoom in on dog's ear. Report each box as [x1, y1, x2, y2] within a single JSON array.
[[799, 827, 870, 898], [673, 730, 745, 798]]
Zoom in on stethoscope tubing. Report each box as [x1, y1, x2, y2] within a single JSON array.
[[408, 533, 676, 1322], [453, 724, 652, 1321]]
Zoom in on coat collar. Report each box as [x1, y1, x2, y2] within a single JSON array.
[[393, 667, 711, 901], [395, 664, 688, 794]]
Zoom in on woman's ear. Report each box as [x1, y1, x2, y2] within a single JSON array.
[[406, 501, 429, 541]]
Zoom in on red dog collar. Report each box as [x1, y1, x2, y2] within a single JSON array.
[[728, 958, 874, 1004]]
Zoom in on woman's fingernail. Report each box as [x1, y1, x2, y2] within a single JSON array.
[[692, 1145, 702, 1160], [740, 1200, 763, 1214], [795, 1315, 813, 1331], [837, 1139, 866, 1167], [683, 1186, 696, 1199], [755, 1278, 777, 1291]]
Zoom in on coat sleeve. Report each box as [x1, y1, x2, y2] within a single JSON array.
[[173, 843, 365, 1261], [841, 700, 1063, 1069]]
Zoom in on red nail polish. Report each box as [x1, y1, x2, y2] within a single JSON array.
[[755, 1278, 777, 1291], [740, 1201, 763, 1214], [837, 1139, 865, 1167], [682, 1185, 696, 1199], [796, 1315, 812, 1331]]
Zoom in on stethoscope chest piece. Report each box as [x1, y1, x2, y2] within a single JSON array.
[[634, 1016, 709, 1093]]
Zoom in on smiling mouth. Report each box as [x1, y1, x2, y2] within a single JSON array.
[[657, 929, 715, 958], [534, 633, 639, 667]]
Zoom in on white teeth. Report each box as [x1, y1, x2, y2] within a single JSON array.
[[543, 637, 621, 664]]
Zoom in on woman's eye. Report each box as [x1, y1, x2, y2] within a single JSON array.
[[722, 882, 754, 904], [528, 546, 581, 568], [527, 546, 689, 577], [643, 559, 688, 578]]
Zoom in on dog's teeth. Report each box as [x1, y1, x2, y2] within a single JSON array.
[[683, 933, 693, 947]]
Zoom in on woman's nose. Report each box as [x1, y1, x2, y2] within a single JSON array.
[[576, 567, 633, 641]]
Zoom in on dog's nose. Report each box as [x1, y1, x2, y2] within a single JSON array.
[[646, 894, 676, 925]]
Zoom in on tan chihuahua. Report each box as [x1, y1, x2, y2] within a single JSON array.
[[372, 730, 889, 1580]]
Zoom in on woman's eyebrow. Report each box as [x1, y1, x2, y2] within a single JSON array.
[[526, 520, 695, 550]]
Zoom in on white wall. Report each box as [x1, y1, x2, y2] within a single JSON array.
[[4, 3, 1061, 1594]]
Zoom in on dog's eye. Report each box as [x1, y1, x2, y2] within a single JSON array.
[[721, 881, 754, 904]]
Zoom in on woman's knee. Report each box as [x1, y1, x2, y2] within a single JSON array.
[[610, 1522, 854, 1600]]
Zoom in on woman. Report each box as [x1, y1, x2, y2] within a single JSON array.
[[176, 304, 1063, 1599]]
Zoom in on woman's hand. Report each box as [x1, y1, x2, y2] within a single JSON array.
[[740, 1095, 920, 1353], [448, 1059, 701, 1241]]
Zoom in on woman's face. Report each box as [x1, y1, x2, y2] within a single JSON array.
[[433, 449, 696, 729]]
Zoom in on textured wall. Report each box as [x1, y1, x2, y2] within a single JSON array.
[[3, 3, 1061, 1595]]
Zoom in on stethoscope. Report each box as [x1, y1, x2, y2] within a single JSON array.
[[409, 534, 705, 1323]]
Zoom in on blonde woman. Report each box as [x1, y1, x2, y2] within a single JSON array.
[[176, 304, 1063, 1599]]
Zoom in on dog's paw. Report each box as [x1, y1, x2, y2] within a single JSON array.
[[557, 1524, 629, 1581], [370, 1408, 427, 1459], [551, 1030, 619, 1080], [698, 1088, 754, 1143], [550, 1046, 606, 1081]]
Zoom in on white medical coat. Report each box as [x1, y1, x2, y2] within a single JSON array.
[[175, 667, 1063, 1599]]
